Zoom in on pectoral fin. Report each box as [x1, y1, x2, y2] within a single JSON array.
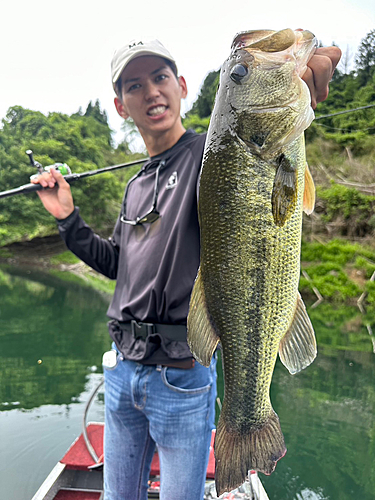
[[271, 154, 298, 227], [303, 163, 315, 215], [279, 292, 317, 374], [187, 268, 220, 367]]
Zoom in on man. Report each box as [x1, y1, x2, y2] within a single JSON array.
[[32, 37, 341, 499]]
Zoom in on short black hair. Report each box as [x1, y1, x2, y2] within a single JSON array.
[[115, 57, 178, 99]]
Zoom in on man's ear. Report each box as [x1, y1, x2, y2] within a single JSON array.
[[178, 76, 188, 99], [114, 96, 130, 120]]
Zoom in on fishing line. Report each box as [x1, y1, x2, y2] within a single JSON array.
[[314, 123, 375, 133], [315, 103, 375, 120]]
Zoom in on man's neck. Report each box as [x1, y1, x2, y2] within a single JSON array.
[[141, 124, 187, 157]]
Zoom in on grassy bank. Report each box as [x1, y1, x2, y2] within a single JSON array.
[[300, 239, 375, 304]]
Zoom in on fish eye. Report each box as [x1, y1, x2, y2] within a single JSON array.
[[230, 64, 249, 84]]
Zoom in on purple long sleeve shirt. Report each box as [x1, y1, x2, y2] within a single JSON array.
[[58, 130, 206, 363]]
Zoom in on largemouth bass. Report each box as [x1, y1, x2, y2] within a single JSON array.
[[187, 29, 318, 496]]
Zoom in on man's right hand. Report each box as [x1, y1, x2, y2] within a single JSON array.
[[30, 167, 75, 220]]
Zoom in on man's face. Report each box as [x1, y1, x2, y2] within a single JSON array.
[[115, 56, 187, 140]]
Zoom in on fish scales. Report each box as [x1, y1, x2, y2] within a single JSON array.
[[187, 29, 318, 496], [200, 137, 304, 420]]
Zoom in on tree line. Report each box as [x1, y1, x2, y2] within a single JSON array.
[[0, 29, 374, 248]]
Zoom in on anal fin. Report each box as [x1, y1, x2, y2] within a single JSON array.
[[187, 268, 220, 367], [279, 292, 317, 374]]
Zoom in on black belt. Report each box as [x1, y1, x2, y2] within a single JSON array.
[[118, 320, 187, 342]]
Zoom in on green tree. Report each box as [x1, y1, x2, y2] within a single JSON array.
[[181, 69, 220, 134], [355, 29, 375, 85], [84, 99, 110, 127], [0, 104, 144, 246], [188, 69, 220, 119]]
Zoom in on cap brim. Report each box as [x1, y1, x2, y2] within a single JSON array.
[[112, 50, 176, 87]]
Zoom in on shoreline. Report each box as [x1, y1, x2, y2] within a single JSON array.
[[0, 234, 66, 266], [0, 233, 116, 297], [1, 233, 375, 309]]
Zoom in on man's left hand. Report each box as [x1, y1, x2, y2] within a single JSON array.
[[303, 46, 342, 108]]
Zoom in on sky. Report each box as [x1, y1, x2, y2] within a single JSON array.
[[1, 0, 374, 151]]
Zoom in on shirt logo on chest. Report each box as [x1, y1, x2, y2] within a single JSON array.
[[166, 171, 178, 190]]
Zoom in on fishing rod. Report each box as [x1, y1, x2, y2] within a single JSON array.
[[0, 150, 149, 200]]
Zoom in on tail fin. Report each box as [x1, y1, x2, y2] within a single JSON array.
[[214, 410, 286, 496]]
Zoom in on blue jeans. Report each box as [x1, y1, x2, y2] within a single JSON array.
[[103, 351, 217, 500]]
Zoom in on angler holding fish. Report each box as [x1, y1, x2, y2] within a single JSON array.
[[31, 31, 340, 500], [188, 29, 328, 496]]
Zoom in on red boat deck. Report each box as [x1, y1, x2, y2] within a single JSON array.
[[61, 424, 104, 471], [32, 423, 216, 500], [54, 493, 101, 500], [61, 422, 216, 479]]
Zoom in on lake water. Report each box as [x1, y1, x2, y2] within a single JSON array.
[[0, 264, 374, 500]]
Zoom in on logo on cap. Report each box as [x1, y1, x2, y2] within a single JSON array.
[[128, 41, 144, 49]]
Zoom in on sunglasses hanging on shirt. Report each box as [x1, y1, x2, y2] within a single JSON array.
[[120, 159, 166, 225]]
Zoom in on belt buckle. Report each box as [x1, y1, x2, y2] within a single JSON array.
[[131, 320, 155, 340]]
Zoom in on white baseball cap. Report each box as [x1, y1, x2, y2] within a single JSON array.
[[111, 39, 177, 90]]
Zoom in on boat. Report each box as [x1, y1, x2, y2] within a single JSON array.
[[31, 381, 270, 500]]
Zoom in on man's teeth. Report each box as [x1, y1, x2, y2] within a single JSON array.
[[148, 105, 167, 116]]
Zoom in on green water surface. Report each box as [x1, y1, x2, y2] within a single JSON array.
[[0, 265, 374, 500]]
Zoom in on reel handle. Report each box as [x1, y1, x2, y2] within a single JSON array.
[[26, 149, 44, 174], [25, 149, 35, 166]]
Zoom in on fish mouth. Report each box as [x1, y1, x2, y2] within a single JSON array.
[[246, 98, 300, 112], [147, 105, 168, 117], [232, 29, 315, 54]]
